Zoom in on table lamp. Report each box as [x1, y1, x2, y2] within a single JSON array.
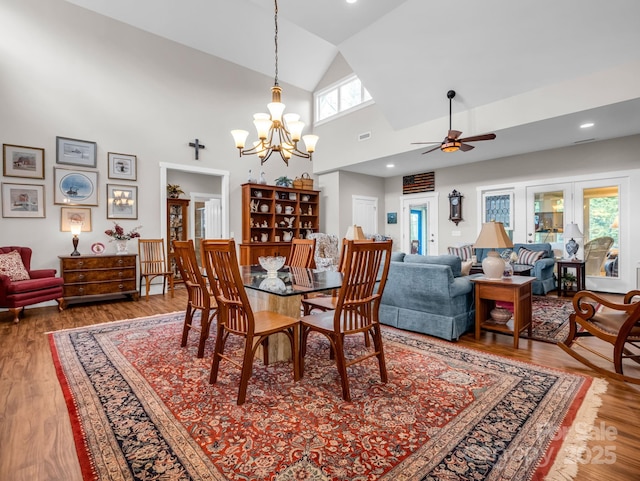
[[564, 222, 583, 260], [70, 222, 82, 256], [474, 222, 513, 279], [344, 225, 365, 240]]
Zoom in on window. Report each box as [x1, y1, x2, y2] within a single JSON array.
[[314, 75, 373, 123], [482, 190, 514, 239]]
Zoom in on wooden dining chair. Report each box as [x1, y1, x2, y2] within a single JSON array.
[[138, 238, 174, 301], [300, 239, 376, 316], [559, 289, 640, 384], [172, 240, 217, 358], [288, 238, 316, 268], [300, 240, 392, 401], [201, 238, 301, 405]]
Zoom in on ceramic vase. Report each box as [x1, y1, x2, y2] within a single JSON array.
[[115, 240, 128, 255]]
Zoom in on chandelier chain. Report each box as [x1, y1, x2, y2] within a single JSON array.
[[274, 0, 279, 86]]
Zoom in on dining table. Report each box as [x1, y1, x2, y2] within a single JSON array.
[[240, 265, 343, 362]]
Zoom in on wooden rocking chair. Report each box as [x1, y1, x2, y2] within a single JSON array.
[[559, 290, 640, 384]]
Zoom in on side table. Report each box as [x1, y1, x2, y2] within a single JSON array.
[[471, 276, 535, 349], [556, 259, 586, 297]]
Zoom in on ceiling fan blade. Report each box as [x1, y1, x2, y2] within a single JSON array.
[[459, 142, 475, 152], [448, 130, 462, 140], [421, 145, 442, 155], [458, 133, 496, 143], [411, 141, 440, 145]]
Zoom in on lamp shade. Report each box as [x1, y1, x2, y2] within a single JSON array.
[[345, 225, 365, 240], [70, 223, 82, 236], [564, 222, 583, 239], [473, 222, 513, 249]]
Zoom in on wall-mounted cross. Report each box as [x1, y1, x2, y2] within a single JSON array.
[[188, 138, 205, 160]]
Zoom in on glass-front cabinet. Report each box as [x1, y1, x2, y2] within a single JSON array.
[[167, 198, 190, 280]]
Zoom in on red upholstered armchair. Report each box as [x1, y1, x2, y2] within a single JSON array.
[[0, 246, 64, 323]]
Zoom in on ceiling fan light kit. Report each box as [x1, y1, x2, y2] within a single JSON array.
[[412, 90, 496, 155]]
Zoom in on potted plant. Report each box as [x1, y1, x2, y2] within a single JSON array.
[[562, 272, 577, 289], [274, 176, 293, 188], [167, 184, 185, 199]]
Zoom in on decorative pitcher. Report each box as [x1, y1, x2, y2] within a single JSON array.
[[283, 231, 293, 242], [275, 203, 282, 214], [261, 233, 269, 242], [260, 203, 269, 213]]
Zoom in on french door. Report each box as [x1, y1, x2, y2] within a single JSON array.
[[400, 193, 439, 255], [526, 178, 627, 292]]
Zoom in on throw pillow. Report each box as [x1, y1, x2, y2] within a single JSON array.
[[517, 248, 544, 266], [461, 260, 473, 276], [0, 250, 30, 281], [447, 244, 473, 261]]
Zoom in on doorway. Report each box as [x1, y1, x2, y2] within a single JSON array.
[[352, 195, 378, 236], [159, 162, 230, 252], [400, 193, 439, 255]]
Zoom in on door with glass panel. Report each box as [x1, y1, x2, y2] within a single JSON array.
[[574, 179, 626, 292], [401, 193, 438, 255], [526, 183, 572, 257]]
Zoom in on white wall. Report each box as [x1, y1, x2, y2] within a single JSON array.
[[0, 0, 316, 270]]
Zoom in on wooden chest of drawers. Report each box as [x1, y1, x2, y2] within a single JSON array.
[[59, 254, 139, 306]]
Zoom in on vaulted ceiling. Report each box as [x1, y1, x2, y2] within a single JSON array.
[[65, 0, 640, 176]]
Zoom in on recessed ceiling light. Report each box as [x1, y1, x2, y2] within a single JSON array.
[[346, 0, 358, 4], [386, 163, 395, 168], [580, 122, 594, 129]]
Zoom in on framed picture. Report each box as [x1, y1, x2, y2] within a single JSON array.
[[108, 152, 137, 181], [3, 144, 45, 179], [60, 206, 92, 232], [56, 136, 97, 168], [107, 183, 138, 219], [54, 167, 99, 206], [387, 212, 397, 224], [1, 182, 45, 218]]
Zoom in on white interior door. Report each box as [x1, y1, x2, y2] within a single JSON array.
[[204, 198, 222, 238], [352, 195, 378, 236], [400, 193, 439, 255]]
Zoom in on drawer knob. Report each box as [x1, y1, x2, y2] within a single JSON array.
[[118, 259, 124, 265], [79, 274, 85, 280], [79, 287, 84, 293], [78, 261, 84, 267], [118, 272, 124, 278], [118, 284, 124, 290]]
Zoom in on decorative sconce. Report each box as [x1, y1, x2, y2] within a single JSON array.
[[70, 222, 82, 256]]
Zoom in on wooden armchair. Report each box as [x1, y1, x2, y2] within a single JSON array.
[[0, 246, 64, 323], [138, 239, 174, 300], [559, 290, 640, 384]]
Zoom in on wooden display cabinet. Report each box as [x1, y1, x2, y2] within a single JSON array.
[[240, 183, 320, 265], [167, 198, 190, 279]]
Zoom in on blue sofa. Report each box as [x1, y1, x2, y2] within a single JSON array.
[[379, 253, 475, 341], [475, 243, 556, 295]]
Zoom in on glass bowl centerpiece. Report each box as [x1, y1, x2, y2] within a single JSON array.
[[258, 256, 285, 277]]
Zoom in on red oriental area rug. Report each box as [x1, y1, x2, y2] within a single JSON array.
[[49, 313, 606, 481]]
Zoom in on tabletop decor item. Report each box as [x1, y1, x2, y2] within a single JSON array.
[[258, 255, 285, 277], [104, 222, 142, 254], [166, 184, 184, 199]]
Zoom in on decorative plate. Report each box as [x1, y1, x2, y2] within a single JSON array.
[[91, 242, 105, 255]]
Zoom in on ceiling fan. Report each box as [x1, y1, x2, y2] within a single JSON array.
[[412, 90, 496, 155]]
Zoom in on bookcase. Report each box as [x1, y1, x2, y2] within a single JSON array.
[[239, 183, 320, 265]]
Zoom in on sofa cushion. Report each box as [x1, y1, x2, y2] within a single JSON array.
[[517, 247, 544, 266], [404, 254, 462, 277], [447, 245, 473, 261], [390, 252, 406, 262], [461, 260, 473, 276], [0, 250, 30, 281]]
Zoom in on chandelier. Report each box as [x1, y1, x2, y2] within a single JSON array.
[[231, 0, 318, 166]]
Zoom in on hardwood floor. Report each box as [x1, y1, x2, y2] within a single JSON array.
[[1, 290, 639, 480]]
